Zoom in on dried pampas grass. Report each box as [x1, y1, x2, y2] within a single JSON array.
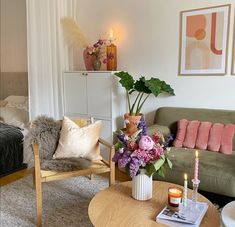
[[61, 17, 89, 48]]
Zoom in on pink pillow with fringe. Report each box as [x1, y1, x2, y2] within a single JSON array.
[[195, 122, 212, 150], [183, 120, 200, 149], [207, 123, 224, 152], [220, 124, 235, 154], [173, 119, 189, 148]]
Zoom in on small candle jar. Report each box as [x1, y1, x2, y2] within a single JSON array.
[[168, 187, 183, 207]]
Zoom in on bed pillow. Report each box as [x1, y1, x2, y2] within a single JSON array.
[[0, 100, 8, 107], [4, 96, 28, 111], [195, 122, 212, 150], [173, 119, 189, 148], [0, 107, 29, 128], [220, 124, 235, 154], [53, 116, 102, 161]]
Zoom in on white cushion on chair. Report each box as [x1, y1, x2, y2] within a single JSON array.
[[53, 116, 102, 161]]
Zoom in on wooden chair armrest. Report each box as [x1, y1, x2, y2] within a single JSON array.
[[98, 138, 113, 149], [98, 138, 115, 172], [32, 143, 41, 173]]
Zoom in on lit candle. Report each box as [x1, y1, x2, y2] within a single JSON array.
[[168, 187, 183, 207], [194, 150, 199, 181], [106, 29, 117, 71], [183, 173, 188, 207], [109, 29, 114, 42]]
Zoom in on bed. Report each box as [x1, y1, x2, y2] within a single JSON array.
[[0, 95, 29, 176]]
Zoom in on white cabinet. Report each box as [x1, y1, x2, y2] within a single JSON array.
[[63, 71, 126, 159]]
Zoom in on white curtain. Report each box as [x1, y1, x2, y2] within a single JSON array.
[[26, 0, 79, 120]]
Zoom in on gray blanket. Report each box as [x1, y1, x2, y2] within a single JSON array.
[[23, 116, 92, 171]]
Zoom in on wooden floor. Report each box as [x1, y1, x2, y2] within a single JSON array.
[[0, 166, 130, 187]]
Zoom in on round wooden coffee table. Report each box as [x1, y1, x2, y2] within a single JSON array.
[[88, 181, 220, 227]]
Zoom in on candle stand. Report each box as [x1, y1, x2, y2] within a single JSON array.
[[191, 179, 200, 211]]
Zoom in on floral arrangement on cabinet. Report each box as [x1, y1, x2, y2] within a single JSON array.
[[112, 118, 173, 178]]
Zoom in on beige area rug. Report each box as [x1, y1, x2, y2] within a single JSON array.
[[0, 175, 109, 227]]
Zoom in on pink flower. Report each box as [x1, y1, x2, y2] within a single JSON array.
[[151, 146, 164, 160], [128, 141, 138, 151], [139, 135, 154, 151], [132, 149, 151, 163]]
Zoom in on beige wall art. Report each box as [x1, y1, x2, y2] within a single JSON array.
[[179, 5, 231, 75]]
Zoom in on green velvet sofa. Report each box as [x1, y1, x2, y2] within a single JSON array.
[[148, 107, 235, 198]]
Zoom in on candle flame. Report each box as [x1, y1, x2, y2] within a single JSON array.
[[195, 150, 198, 158], [184, 173, 187, 180], [109, 29, 114, 39]]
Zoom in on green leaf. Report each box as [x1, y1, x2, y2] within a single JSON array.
[[114, 71, 135, 91], [157, 166, 165, 178], [153, 156, 165, 171], [145, 78, 175, 97], [145, 164, 156, 177], [114, 141, 124, 151], [166, 157, 173, 169], [134, 77, 151, 94]]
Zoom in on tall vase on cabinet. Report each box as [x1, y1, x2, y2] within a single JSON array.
[[132, 169, 152, 201]]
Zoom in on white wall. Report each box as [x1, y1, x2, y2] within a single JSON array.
[[78, 0, 235, 124], [1, 0, 27, 72]]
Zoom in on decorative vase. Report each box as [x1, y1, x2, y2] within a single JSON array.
[[132, 169, 152, 201], [92, 59, 101, 71], [83, 47, 94, 70], [124, 113, 143, 135]]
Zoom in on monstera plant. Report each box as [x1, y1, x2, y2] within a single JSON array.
[[114, 71, 175, 134]]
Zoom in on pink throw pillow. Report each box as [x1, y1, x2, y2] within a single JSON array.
[[220, 124, 235, 154], [173, 119, 189, 148], [195, 122, 212, 150], [183, 120, 200, 149], [207, 123, 224, 152]]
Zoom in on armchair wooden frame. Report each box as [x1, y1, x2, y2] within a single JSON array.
[[32, 138, 115, 227]]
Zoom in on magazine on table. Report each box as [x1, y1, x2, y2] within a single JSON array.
[[156, 200, 208, 227]]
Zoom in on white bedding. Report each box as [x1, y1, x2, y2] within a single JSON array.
[[0, 96, 29, 130]]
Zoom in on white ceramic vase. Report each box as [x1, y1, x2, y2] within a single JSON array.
[[132, 169, 153, 201]]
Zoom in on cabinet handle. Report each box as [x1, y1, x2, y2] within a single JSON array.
[[82, 72, 88, 76]]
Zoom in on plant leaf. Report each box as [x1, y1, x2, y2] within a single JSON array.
[[157, 166, 165, 178], [115, 71, 135, 91], [153, 156, 165, 171], [145, 164, 156, 177], [134, 77, 151, 94], [114, 141, 124, 151], [166, 157, 173, 169], [145, 78, 175, 97]]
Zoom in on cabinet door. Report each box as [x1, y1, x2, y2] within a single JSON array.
[[87, 74, 111, 119], [63, 73, 87, 115]]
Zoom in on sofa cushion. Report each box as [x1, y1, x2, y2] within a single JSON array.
[[147, 124, 171, 138], [195, 122, 212, 150], [182, 120, 200, 149], [173, 119, 188, 148], [154, 147, 235, 197], [220, 124, 235, 155], [207, 123, 224, 152]]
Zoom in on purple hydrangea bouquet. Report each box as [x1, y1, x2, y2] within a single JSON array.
[[112, 118, 173, 178]]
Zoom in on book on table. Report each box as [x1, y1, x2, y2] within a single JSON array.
[[156, 200, 208, 227]]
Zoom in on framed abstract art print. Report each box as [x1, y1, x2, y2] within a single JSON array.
[[179, 5, 231, 75]]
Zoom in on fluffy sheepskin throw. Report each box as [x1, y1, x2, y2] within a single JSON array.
[[24, 115, 92, 171]]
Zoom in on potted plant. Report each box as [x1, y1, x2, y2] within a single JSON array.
[[114, 71, 175, 135]]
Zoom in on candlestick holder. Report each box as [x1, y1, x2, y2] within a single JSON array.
[[179, 199, 190, 219], [191, 179, 200, 211]]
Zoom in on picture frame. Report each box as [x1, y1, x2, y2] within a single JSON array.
[[231, 17, 235, 75], [179, 4, 231, 75]]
